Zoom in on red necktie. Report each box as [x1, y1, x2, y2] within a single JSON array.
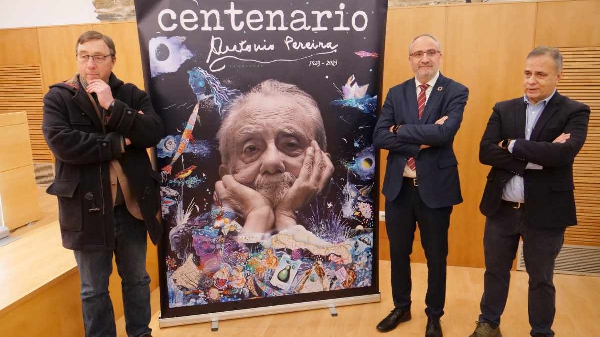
[[407, 84, 429, 171]]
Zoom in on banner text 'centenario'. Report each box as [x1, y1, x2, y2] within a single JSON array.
[[158, 2, 368, 32]]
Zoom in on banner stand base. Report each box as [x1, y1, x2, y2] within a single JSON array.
[[0, 226, 9, 240], [159, 293, 381, 329]]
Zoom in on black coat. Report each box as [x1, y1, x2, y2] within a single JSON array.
[[373, 73, 469, 208], [479, 92, 590, 228], [43, 73, 164, 250]]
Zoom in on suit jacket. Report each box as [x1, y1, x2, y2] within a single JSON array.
[[373, 73, 469, 208], [479, 92, 590, 228]]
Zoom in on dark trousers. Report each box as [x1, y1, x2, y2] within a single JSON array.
[[478, 202, 565, 337], [385, 178, 452, 318]]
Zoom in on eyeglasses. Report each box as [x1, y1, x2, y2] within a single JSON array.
[[409, 49, 441, 58], [76, 54, 113, 64]]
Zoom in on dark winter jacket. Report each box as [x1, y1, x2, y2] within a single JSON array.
[[43, 73, 164, 250]]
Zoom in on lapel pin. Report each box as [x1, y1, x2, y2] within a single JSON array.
[[437, 86, 443, 91]]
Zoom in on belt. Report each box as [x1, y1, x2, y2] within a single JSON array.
[[502, 200, 524, 209], [403, 177, 418, 186]]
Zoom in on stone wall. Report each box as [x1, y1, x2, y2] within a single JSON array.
[[94, 0, 136, 21]]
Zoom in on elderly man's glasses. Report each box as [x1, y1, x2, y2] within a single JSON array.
[[76, 54, 113, 64], [409, 49, 441, 58]]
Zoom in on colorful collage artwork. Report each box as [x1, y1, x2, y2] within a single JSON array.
[[134, 0, 388, 317]]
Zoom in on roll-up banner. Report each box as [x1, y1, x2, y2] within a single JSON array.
[[134, 0, 388, 326]]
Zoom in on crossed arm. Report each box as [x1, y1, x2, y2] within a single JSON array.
[[43, 84, 164, 165], [511, 108, 590, 167], [43, 90, 124, 165], [89, 79, 164, 149], [479, 103, 590, 173], [373, 87, 468, 155]]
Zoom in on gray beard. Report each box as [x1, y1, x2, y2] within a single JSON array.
[[253, 172, 296, 206]]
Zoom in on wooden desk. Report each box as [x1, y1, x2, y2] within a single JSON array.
[[0, 111, 41, 230]]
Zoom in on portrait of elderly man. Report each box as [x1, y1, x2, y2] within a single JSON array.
[[214, 79, 334, 233]]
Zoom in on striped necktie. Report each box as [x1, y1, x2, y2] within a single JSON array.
[[407, 84, 429, 171]]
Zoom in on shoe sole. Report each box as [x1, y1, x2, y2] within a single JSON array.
[[376, 313, 412, 333], [469, 330, 502, 337]]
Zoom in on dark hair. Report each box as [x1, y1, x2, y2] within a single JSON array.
[[76, 30, 116, 57], [527, 46, 563, 72]]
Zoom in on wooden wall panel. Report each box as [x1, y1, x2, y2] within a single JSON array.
[[0, 65, 52, 162], [558, 47, 600, 246], [380, 6, 447, 264], [383, 7, 446, 94], [91, 21, 145, 89], [0, 119, 34, 171], [443, 2, 537, 267], [0, 28, 41, 65], [0, 165, 41, 229], [37, 24, 92, 93], [536, 0, 600, 48], [0, 111, 41, 229]]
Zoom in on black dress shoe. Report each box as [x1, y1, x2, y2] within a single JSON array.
[[425, 317, 443, 337], [376, 307, 411, 332]]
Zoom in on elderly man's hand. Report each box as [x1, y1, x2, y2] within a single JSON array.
[[275, 140, 334, 230], [215, 175, 274, 233]]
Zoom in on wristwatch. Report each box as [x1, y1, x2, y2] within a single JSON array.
[[501, 139, 512, 150]]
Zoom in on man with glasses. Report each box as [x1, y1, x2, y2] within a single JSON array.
[[470, 46, 589, 337], [373, 34, 469, 336], [42, 31, 163, 337]]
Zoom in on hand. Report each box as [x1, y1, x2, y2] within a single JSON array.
[[420, 144, 430, 150], [553, 133, 570, 143], [215, 175, 274, 232], [125, 138, 131, 146], [435, 116, 448, 125], [275, 141, 334, 229], [86, 79, 114, 109], [389, 125, 396, 133]]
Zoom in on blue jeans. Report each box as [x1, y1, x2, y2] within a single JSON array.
[[74, 205, 152, 337]]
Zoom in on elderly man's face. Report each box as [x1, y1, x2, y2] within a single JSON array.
[[223, 95, 317, 205]]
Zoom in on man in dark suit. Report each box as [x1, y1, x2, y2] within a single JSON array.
[[470, 46, 590, 337], [373, 34, 469, 337]]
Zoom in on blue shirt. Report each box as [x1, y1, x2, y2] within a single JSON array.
[[502, 90, 556, 203]]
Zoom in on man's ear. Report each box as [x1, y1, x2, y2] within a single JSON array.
[[219, 164, 230, 178]]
